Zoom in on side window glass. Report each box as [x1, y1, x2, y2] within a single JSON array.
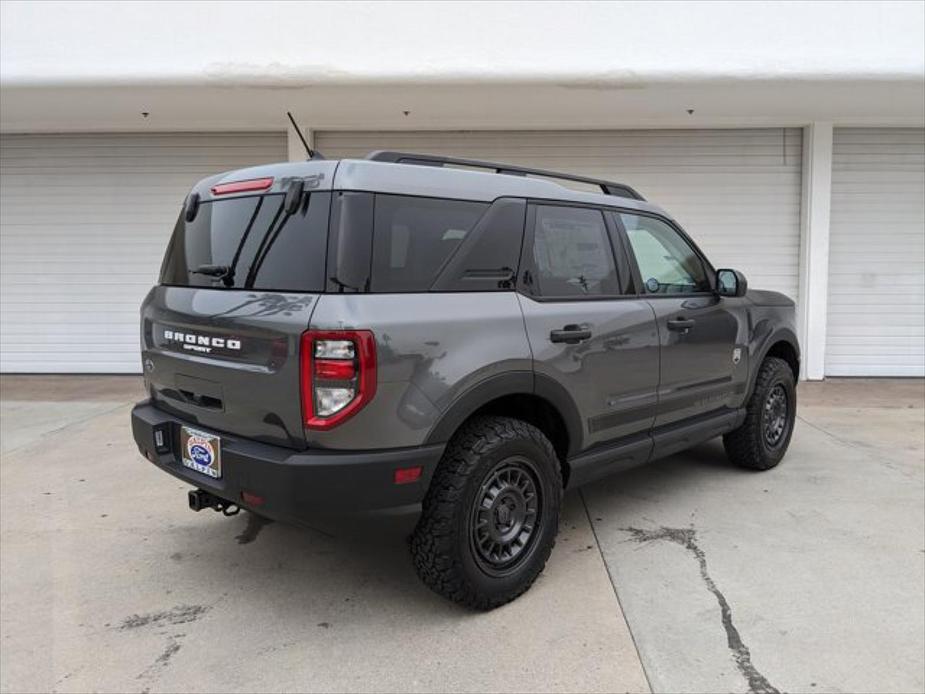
[[620, 213, 711, 294], [370, 195, 488, 292], [431, 198, 526, 292], [530, 206, 619, 297]]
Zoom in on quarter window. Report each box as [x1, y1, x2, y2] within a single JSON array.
[[370, 195, 488, 292], [529, 206, 620, 297], [620, 213, 711, 294]]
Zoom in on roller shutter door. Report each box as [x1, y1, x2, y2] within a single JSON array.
[[0, 132, 286, 373], [826, 128, 925, 377], [316, 129, 803, 302]]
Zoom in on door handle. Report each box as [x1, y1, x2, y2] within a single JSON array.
[[667, 317, 695, 333], [550, 325, 592, 344]]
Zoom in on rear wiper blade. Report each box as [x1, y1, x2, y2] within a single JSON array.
[[191, 264, 232, 278]]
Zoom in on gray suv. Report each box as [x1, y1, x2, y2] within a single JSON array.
[[131, 151, 800, 609]]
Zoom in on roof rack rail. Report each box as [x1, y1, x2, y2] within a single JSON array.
[[366, 150, 645, 201]]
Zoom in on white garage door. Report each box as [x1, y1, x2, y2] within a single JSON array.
[[827, 128, 925, 377], [0, 132, 286, 373], [316, 129, 803, 301]]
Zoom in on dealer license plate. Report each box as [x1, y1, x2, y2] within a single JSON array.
[[180, 426, 222, 479]]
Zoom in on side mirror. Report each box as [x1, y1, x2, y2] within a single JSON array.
[[717, 268, 748, 298]]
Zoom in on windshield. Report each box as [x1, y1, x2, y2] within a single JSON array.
[[160, 192, 330, 292]]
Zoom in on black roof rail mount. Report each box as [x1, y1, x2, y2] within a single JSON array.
[[366, 150, 645, 201]]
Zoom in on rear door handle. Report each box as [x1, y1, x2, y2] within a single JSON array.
[[667, 317, 696, 333], [550, 325, 592, 344]]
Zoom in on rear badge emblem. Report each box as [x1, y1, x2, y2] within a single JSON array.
[[733, 348, 742, 365], [162, 329, 241, 354]]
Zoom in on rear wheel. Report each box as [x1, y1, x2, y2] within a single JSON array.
[[724, 356, 796, 470], [410, 416, 562, 609]]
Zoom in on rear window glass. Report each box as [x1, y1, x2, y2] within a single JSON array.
[[160, 193, 329, 292], [370, 195, 488, 292]]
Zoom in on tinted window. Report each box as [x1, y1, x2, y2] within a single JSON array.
[[160, 193, 329, 292], [370, 195, 488, 292], [431, 198, 526, 292], [327, 191, 374, 293], [620, 213, 710, 294], [530, 206, 620, 297]]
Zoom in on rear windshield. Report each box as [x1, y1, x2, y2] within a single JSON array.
[[160, 193, 330, 292]]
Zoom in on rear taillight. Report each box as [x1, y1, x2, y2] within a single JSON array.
[[300, 330, 377, 430]]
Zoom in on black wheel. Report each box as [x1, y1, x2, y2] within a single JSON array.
[[410, 416, 562, 609], [724, 356, 797, 470]]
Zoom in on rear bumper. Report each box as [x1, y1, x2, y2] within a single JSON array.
[[131, 401, 443, 524]]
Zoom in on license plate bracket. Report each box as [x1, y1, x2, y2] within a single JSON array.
[[180, 426, 222, 479]]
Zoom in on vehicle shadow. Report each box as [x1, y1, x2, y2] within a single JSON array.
[[164, 504, 470, 622], [162, 440, 748, 622]]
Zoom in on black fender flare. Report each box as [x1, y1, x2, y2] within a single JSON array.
[[747, 326, 801, 396], [423, 371, 584, 456], [535, 372, 585, 456]]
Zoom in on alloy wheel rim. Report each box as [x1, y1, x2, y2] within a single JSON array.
[[763, 383, 789, 447], [469, 457, 542, 576]]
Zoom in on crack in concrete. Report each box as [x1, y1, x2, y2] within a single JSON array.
[[156, 636, 182, 666], [137, 634, 184, 693], [116, 606, 210, 691], [622, 525, 780, 694], [119, 604, 210, 630]]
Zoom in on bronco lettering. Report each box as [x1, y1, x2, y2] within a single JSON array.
[[162, 329, 241, 351]]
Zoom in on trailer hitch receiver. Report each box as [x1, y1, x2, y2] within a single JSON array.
[[188, 489, 240, 516]]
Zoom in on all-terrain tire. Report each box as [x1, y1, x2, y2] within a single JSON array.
[[410, 416, 563, 610], [724, 356, 796, 470]]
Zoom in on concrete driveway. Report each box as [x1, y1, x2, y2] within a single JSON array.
[[1, 376, 922, 694]]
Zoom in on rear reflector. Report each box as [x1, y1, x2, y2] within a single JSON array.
[[211, 177, 273, 196], [394, 466, 423, 485], [241, 491, 265, 506]]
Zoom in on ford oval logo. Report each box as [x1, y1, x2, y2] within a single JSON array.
[[186, 436, 215, 467], [189, 444, 212, 466]]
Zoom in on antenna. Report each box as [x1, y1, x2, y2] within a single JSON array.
[[286, 111, 315, 159]]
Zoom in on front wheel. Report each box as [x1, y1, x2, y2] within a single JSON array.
[[410, 416, 562, 609], [724, 356, 797, 470]]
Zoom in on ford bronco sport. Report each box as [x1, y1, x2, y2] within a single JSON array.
[[132, 150, 800, 609]]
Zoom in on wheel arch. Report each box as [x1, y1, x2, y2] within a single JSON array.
[[423, 372, 584, 483], [749, 328, 801, 395]]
